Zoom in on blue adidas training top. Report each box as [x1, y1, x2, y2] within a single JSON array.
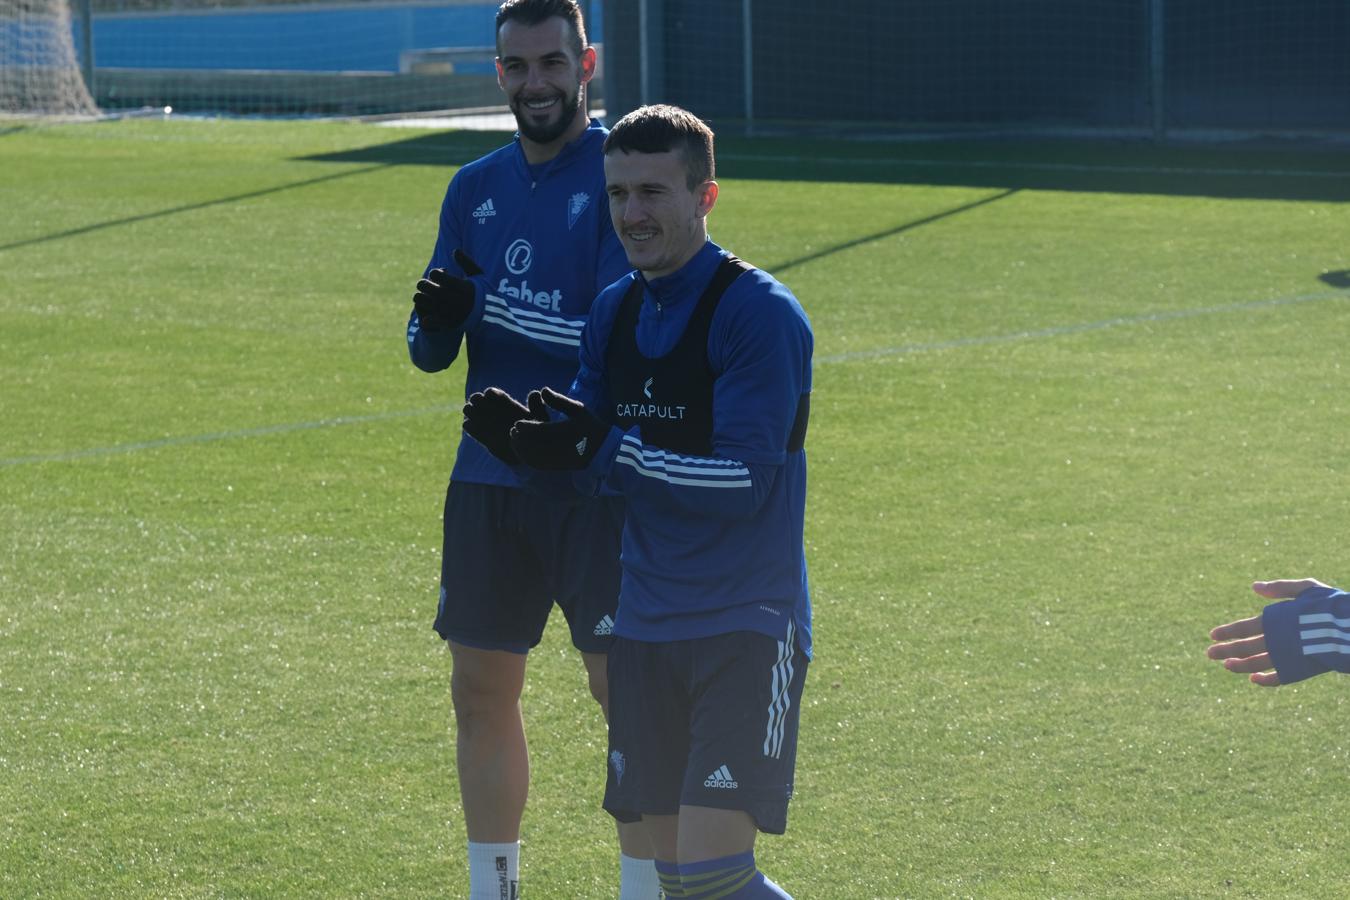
[[571, 240, 815, 657], [1263, 584, 1350, 684], [407, 119, 630, 489]]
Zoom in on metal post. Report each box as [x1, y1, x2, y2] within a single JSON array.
[[638, 0, 650, 105], [77, 0, 95, 100], [1149, 0, 1165, 142], [742, 0, 754, 135], [637, 0, 663, 106]]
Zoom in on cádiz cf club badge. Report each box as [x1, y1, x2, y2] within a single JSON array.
[[568, 192, 591, 230]]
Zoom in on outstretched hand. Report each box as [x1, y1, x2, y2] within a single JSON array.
[[509, 387, 609, 471], [1206, 579, 1332, 686]]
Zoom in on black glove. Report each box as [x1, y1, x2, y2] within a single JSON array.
[[413, 249, 483, 332], [462, 387, 539, 465], [509, 387, 610, 471]]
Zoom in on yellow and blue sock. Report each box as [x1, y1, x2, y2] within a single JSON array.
[[678, 851, 791, 899], [656, 859, 686, 897]]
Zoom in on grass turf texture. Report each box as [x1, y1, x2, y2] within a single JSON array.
[[2, 118, 1349, 898]]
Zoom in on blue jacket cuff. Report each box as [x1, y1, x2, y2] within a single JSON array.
[[1262, 586, 1350, 684]]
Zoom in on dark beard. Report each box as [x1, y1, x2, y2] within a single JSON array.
[[511, 86, 583, 145]]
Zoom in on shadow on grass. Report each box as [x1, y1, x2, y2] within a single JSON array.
[[299, 128, 1350, 203], [300, 129, 514, 169], [769, 188, 1019, 275], [0, 162, 391, 254], [299, 132, 1028, 273]]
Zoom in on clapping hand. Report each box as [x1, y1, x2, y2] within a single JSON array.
[[462, 387, 540, 465], [509, 388, 609, 471], [413, 250, 483, 332]]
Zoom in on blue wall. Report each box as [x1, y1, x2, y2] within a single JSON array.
[[88, 2, 602, 73]]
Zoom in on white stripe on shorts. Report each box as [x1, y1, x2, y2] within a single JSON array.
[[763, 620, 796, 759]]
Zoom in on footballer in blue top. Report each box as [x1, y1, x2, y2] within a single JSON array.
[[569, 240, 814, 659], [403, 3, 651, 899], [463, 104, 811, 899], [407, 118, 628, 490], [1209, 578, 1350, 686]]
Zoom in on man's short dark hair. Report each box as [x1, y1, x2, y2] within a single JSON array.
[[602, 105, 715, 190], [495, 0, 587, 58]]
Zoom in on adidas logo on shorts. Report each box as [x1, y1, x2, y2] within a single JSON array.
[[593, 615, 615, 636], [704, 765, 739, 790]]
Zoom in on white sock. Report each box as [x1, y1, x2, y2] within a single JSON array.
[[619, 853, 661, 900], [467, 841, 519, 900]]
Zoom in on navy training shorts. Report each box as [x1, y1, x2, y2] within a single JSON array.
[[433, 480, 623, 655], [603, 627, 809, 834]]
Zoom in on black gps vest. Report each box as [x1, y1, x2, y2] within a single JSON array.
[[604, 256, 753, 455]]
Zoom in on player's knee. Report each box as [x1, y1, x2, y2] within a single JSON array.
[[449, 651, 523, 718], [450, 685, 518, 740]]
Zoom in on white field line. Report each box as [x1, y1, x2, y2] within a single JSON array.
[[0, 405, 457, 467], [3, 288, 1347, 467]]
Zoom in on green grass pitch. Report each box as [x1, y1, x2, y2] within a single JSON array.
[[2, 117, 1349, 897]]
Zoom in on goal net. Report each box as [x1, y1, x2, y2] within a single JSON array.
[[1, 0, 98, 116]]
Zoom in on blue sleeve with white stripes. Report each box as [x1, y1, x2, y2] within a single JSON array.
[[595, 430, 780, 519], [1263, 585, 1350, 684]]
